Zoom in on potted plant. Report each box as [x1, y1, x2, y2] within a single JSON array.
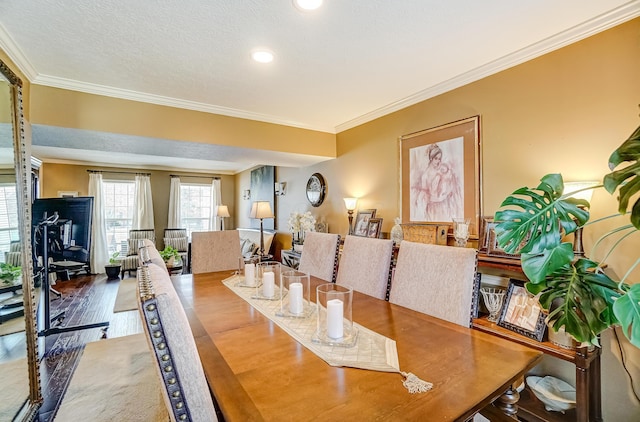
[[493, 121, 640, 349], [0, 262, 21, 286], [105, 252, 121, 279], [160, 245, 181, 266]]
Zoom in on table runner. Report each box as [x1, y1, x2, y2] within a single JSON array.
[[223, 275, 432, 393]]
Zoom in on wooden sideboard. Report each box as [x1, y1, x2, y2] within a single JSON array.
[[476, 254, 602, 422]]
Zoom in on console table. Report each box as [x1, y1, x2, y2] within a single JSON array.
[[476, 254, 602, 422]]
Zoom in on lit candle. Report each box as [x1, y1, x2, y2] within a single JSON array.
[[326, 298, 343, 339], [262, 271, 275, 298], [244, 263, 255, 286], [289, 282, 303, 314]]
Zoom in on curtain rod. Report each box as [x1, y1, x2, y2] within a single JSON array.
[[170, 174, 220, 180], [87, 170, 151, 176]]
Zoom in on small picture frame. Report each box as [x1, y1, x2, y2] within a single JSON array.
[[480, 216, 520, 259], [366, 218, 383, 238], [353, 209, 376, 237], [498, 279, 546, 341]]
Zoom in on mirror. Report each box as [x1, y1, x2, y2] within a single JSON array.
[[0, 59, 41, 420], [306, 173, 326, 207]]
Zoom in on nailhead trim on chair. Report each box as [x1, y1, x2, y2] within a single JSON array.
[[138, 266, 192, 422], [330, 235, 341, 283]]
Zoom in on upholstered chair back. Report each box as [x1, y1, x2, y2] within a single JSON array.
[[139, 238, 167, 271], [128, 229, 156, 256], [191, 230, 241, 274], [389, 241, 478, 327], [137, 264, 218, 421], [336, 235, 394, 300], [298, 232, 341, 282]]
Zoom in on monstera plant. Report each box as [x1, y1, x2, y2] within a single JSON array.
[[494, 122, 640, 348]]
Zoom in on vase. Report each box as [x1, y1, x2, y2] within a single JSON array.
[[390, 217, 403, 245]]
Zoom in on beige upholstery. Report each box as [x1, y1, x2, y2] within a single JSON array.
[[118, 229, 156, 277], [389, 241, 478, 327], [163, 228, 189, 271], [137, 263, 218, 422], [191, 230, 241, 274], [139, 238, 167, 271], [298, 232, 340, 282], [336, 235, 394, 300], [237, 228, 276, 258]]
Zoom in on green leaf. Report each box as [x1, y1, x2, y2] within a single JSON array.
[[613, 283, 640, 348], [495, 174, 589, 256], [536, 258, 620, 346], [521, 243, 574, 283], [605, 124, 640, 229]]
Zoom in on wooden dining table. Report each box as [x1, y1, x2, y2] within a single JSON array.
[[172, 271, 543, 421]]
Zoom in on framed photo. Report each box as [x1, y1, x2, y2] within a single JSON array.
[[399, 116, 481, 239], [353, 209, 376, 237], [366, 218, 383, 238], [480, 216, 523, 259], [498, 279, 546, 341]]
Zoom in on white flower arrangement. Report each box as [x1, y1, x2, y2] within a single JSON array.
[[287, 211, 316, 234]]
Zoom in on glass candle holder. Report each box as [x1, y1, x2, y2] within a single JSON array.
[[252, 261, 282, 300], [452, 217, 471, 247], [237, 256, 259, 287], [276, 269, 312, 318], [312, 283, 358, 347]]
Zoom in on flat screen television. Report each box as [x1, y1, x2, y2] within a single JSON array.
[[32, 197, 93, 265]]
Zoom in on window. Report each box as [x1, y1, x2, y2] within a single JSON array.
[[0, 184, 19, 262], [180, 183, 213, 237], [103, 180, 135, 255]]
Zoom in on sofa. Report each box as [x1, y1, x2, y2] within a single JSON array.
[[237, 228, 276, 258]]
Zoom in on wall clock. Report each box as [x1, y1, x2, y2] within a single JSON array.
[[306, 173, 326, 207]]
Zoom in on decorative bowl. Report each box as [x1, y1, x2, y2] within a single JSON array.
[[526, 375, 576, 413]]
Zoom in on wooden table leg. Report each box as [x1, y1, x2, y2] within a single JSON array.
[[495, 385, 520, 418]]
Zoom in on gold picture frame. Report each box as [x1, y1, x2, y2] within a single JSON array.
[[399, 116, 481, 239]]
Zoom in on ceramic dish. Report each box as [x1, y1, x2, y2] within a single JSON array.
[[526, 375, 576, 413]]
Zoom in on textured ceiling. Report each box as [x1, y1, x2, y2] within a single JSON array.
[[0, 0, 638, 173]]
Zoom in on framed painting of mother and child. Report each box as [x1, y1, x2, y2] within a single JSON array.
[[399, 116, 482, 239]]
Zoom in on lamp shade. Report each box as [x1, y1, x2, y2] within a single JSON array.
[[343, 197, 358, 211], [217, 205, 230, 218], [250, 201, 274, 219], [564, 181, 599, 203]]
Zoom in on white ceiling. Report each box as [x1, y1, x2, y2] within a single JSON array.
[[1, 0, 638, 173]]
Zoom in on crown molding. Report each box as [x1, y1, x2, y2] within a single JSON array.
[[0, 23, 38, 81], [334, 2, 640, 133]]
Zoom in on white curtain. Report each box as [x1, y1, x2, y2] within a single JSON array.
[[210, 178, 221, 231], [168, 176, 181, 228], [88, 173, 109, 273], [133, 174, 155, 229]]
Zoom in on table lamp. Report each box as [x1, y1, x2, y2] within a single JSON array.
[[564, 181, 599, 257], [250, 201, 274, 258], [217, 205, 230, 230], [343, 198, 358, 235]]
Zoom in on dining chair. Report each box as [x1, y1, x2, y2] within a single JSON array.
[[298, 232, 341, 282], [335, 235, 394, 300], [389, 241, 478, 327], [191, 230, 241, 274], [137, 263, 218, 421]]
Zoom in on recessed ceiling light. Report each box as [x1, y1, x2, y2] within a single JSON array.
[[293, 0, 323, 11], [251, 50, 274, 64]]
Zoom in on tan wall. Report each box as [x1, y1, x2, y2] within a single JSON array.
[[240, 18, 640, 420], [30, 85, 336, 158], [40, 162, 236, 248]]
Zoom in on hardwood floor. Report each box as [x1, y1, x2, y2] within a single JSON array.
[[35, 273, 142, 421]]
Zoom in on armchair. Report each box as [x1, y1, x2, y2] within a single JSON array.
[[163, 228, 189, 273], [118, 229, 156, 278]]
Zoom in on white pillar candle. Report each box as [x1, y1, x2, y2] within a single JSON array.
[[244, 263, 255, 286], [262, 271, 275, 298], [289, 282, 303, 314], [456, 223, 469, 238], [326, 298, 344, 339]]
